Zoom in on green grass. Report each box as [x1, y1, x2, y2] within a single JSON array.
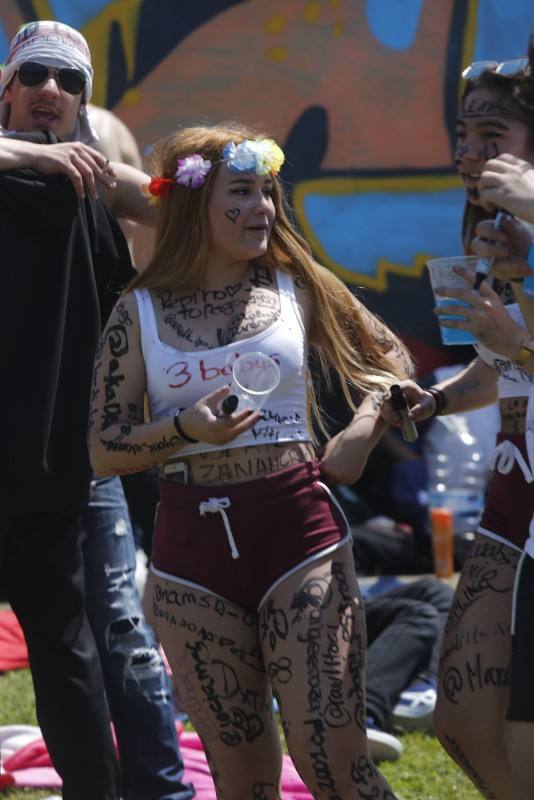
[[380, 733, 481, 799], [0, 669, 481, 800]]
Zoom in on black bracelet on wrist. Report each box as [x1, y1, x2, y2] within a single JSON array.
[[173, 410, 199, 444], [427, 386, 447, 417]]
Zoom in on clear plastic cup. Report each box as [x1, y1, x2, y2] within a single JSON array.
[[427, 255, 481, 345], [228, 352, 281, 412]]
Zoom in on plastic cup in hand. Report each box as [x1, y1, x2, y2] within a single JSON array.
[[227, 352, 281, 413], [427, 255, 481, 345]]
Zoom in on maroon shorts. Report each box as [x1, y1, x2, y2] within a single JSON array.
[[479, 433, 534, 550], [151, 460, 350, 610]]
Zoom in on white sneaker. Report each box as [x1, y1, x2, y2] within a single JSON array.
[[390, 680, 437, 732], [135, 547, 148, 595], [367, 726, 404, 762]]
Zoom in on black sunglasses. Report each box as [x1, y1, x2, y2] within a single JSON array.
[[17, 61, 86, 95]]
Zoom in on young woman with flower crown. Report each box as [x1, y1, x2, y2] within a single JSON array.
[[89, 122, 412, 799]]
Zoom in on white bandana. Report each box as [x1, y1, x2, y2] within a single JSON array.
[[0, 21, 98, 144]]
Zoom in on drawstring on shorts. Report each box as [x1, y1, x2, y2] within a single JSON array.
[[491, 440, 533, 483], [198, 497, 240, 559]]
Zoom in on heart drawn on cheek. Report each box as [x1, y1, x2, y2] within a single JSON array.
[[225, 208, 240, 223]]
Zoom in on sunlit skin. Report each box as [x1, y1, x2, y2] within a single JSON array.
[[455, 87, 534, 205], [4, 69, 83, 141], [205, 168, 276, 281]]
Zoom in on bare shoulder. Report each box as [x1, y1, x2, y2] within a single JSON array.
[[87, 104, 143, 168], [117, 289, 140, 316], [96, 293, 144, 378], [106, 291, 141, 336], [100, 160, 154, 225]]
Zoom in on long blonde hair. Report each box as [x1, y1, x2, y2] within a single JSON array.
[[130, 123, 413, 433]]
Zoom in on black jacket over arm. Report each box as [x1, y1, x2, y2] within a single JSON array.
[[0, 131, 134, 513]]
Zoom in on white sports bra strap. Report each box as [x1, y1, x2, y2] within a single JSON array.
[[133, 288, 159, 363], [276, 269, 305, 334]]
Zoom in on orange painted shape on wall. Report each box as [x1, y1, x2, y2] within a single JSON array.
[[116, 0, 455, 171]]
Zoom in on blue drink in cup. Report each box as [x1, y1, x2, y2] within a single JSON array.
[[427, 256, 481, 346], [524, 274, 534, 297]]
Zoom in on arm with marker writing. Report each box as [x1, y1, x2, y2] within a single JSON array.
[[319, 391, 390, 484], [313, 279, 414, 484], [319, 331, 413, 484], [380, 359, 498, 428], [88, 292, 260, 477]]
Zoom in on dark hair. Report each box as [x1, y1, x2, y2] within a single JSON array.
[[460, 33, 534, 250]]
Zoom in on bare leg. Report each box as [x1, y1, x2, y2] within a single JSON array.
[[146, 570, 283, 799], [434, 534, 529, 800], [505, 548, 534, 796], [506, 722, 534, 796], [260, 542, 398, 800]]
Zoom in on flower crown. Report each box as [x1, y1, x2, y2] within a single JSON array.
[[144, 138, 284, 200]]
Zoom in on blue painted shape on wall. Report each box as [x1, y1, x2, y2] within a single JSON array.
[[366, 0, 425, 51], [48, 0, 110, 31], [303, 188, 465, 276], [473, 0, 534, 62], [0, 21, 9, 64]]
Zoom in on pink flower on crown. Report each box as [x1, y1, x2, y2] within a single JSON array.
[[174, 154, 212, 189]]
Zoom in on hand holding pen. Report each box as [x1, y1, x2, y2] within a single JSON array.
[[389, 385, 419, 442], [473, 209, 514, 290]]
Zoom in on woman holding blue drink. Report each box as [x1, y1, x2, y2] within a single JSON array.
[[384, 41, 534, 798]]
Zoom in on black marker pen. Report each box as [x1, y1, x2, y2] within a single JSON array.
[[220, 394, 239, 416], [473, 210, 514, 290], [389, 385, 418, 443]]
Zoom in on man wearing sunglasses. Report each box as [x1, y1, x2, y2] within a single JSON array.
[[0, 20, 154, 222], [0, 20, 193, 800]]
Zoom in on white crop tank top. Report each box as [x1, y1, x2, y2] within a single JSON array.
[[474, 303, 534, 399], [133, 269, 311, 456]]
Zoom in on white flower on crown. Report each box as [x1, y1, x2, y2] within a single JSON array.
[[223, 141, 258, 173], [223, 139, 284, 175]]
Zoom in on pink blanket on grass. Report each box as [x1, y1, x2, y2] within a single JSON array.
[[0, 610, 29, 671], [1, 726, 312, 799]]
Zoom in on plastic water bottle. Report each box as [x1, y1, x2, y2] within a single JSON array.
[[423, 416, 487, 535]]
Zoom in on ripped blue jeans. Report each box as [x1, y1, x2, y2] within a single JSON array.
[[82, 476, 194, 800]]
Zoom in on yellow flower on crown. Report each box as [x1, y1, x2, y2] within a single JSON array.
[[254, 139, 285, 176]]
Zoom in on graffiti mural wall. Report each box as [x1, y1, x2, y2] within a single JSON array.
[[1, 1, 533, 372]]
